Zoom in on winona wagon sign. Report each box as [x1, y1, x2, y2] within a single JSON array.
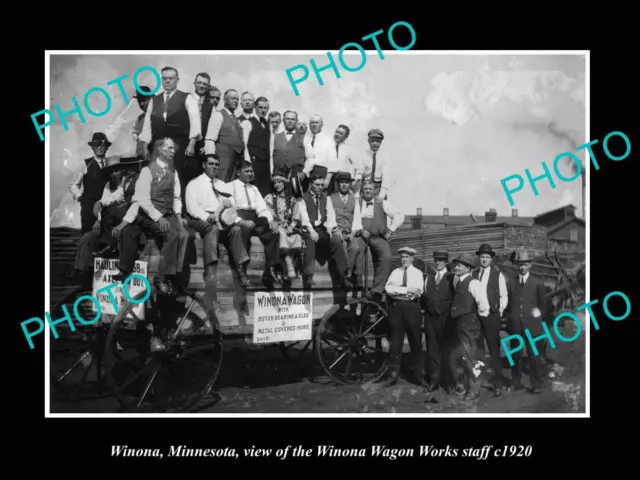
[[253, 292, 313, 344]]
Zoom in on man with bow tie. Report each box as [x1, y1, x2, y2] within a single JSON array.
[[353, 180, 404, 303], [472, 243, 509, 395], [115, 138, 189, 299], [271, 110, 314, 191], [240, 95, 273, 198], [136, 66, 202, 205], [422, 251, 456, 393], [503, 249, 547, 394]]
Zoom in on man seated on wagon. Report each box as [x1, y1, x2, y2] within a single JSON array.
[[113, 138, 190, 296], [185, 153, 235, 316]]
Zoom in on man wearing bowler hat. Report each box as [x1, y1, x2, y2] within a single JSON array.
[[185, 153, 235, 316], [504, 248, 547, 394], [383, 246, 428, 390], [362, 129, 392, 201], [472, 243, 509, 394], [69, 132, 112, 235], [422, 251, 456, 392], [449, 253, 491, 400]]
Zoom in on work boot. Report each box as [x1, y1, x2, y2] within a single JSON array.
[[381, 368, 399, 387], [237, 263, 250, 288]]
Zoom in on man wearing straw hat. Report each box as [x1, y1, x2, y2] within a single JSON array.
[[503, 248, 547, 394], [449, 253, 491, 401], [382, 246, 428, 389]]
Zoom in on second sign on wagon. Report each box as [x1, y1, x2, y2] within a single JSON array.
[[253, 292, 313, 344]]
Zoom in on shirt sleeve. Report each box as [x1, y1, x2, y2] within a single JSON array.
[[253, 186, 273, 223], [385, 269, 407, 296], [324, 196, 337, 232], [499, 272, 509, 316], [174, 172, 183, 214], [184, 94, 202, 141], [132, 168, 163, 222], [138, 98, 154, 144], [204, 111, 223, 154], [380, 153, 392, 198], [303, 137, 315, 175], [382, 200, 404, 232], [350, 147, 364, 181], [469, 278, 490, 317], [122, 202, 139, 224], [242, 120, 252, 162], [297, 199, 313, 231], [69, 168, 86, 200], [186, 178, 209, 222], [351, 197, 363, 233]]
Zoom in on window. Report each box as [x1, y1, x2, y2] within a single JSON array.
[[569, 227, 578, 242]]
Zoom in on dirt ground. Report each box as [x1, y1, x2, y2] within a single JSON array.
[[50, 316, 586, 415]]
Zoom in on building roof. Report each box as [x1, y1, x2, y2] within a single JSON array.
[[546, 216, 585, 236], [402, 214, 534, 227]]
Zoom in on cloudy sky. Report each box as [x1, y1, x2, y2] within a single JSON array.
[[48, 53, 586, 228]]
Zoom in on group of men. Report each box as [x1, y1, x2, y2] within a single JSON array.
[[383, 244, 548, 400]]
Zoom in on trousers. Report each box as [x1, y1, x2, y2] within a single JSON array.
[[388, 300, 423, 379]]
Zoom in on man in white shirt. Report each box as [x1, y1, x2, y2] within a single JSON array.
[[362, 129, 392, 201], [299, 174, 350, 296], [326, 124, 363, 195], [137, 67, 202, 205], [382, 247, 429, 389], [115, 138, 189, 296], [472, 243, 509, 395], [353, 180, 404, 302], [304, 114, 332, 182], [449, 253, 491, 401], [185, 154, 234, 315]]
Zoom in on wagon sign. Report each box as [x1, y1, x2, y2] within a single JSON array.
[[253, 292, 313, 344], [92, 257, 148, 320]]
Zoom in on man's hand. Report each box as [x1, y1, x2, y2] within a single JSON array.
[[93, 201, 102, 218], [239, 220, 255, 229], [407, 287, 421, 297], [336, 230, 344, 241], [199, 146, 206, 155], [299, 171, 307, 183], [112, 221, 128, 240], [206, 213, 217, 225], [157, 217, 171, 232], [177, 214, 188, 229], [285, 225, 294, 235], [138, 142, 150, 161], [186, 140, 196, 157], [221, 198, 233, 208], [309, 230, 319, 243], [269, 220, 279, 235], [361, 230, 371, 240], [347, 232, 355, 242], [383, 230, 392, 241], [92, 219, 100, 230], [375, 193, 385, 203]]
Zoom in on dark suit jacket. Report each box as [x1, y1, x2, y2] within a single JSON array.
[[504, 274, 548, 336]]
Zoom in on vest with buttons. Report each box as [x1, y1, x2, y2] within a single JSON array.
[[424, 271, 454, 315], [216, 110, 244, 153], [149, 90, 190, 140], [303, 191, 327, 226], [273, 132, 306, 170], [247, 116, 271, 159], [81, 158, 110, 215], [473, 265, 501, 314], [358, 199, 386, 236], [450, 275, 477, 319], [330, 192, 355, 233], [147, 161, 175, 216]]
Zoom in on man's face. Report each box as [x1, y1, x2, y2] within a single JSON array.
[[310, 179, 324, 195], [453, 262, 469, 276], [91, 141, 109, 157], [309, 116, 322, 134], [435, 258, 447, 271], [194, 75, 210, 96], [518, 261, 531, 276], [338, 180, 350, 194], [255, 101, 269, 118], [368, 137, 382, 151], [400, 253, 413, 268], [160, 139, 176, 163], [137, 96, 150, 112], [296, 122, 307, 134], [209, 89, 221, 107], [270, 116, 281, 132], [225, 91, 239, 111], [362, 183, 374, 201], [162, 69, 179, 92], [203, 156, 220, 179], [241, 93, 255, 112], [109, 168, 123, 184], [479, 253, 493, 268], [283, 113, 297, 131], [334, 127, 348, 144], [238, 165, 254, 183]]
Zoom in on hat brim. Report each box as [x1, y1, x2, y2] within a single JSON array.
[[476, 250, 495, 256], [290, 174, 303, 198], [272, 175, 288, 183], [88, 141, 112, 147]]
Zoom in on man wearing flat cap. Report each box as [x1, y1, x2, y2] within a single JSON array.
[[449, 253, 491, 400], [422, 250, 456, 392], [362, 129, 392, 201], [69, 132, 112, 235], [472, 243, 509, 394], [503, 248, 546, 394], [383, 246, 428, 389]]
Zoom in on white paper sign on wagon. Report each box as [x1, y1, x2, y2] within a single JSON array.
[[92, 257, 148, 321], [253, 291, 313, 344]]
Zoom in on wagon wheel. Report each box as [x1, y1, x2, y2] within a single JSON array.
[[103, 288, 224, 413], [278, 319, 320, 373], [49, 287, 114, 402], [314, 298, 388, 385]]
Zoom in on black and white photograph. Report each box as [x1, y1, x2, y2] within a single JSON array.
[[45, 51, 588, 416]]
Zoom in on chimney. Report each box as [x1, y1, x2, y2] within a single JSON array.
[[411, 207, 423, 229], [512, 208, 518, 217], [417, 207, 422, 216], [443, 207, 449, 218], [566, 205, 576, 218], [485, 208, 497, 222]]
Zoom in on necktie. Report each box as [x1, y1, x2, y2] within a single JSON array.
[[520, 277, 525, 286], [244, 184, 253, 209], [315, 195, 320, 221], [479, 268, 485, 281], [163, 93, 170, 121], [371, 152, 377, 180], [311, 134, 316, 147], [402, 267, 407, 287], [336, 143, 340, 157], [436, 271, 441, 285], [198, 95, 204, 114]]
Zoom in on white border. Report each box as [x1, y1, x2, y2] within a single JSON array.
[[45, 50, 590, 418]]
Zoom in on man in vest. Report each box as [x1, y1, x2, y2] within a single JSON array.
[[190, 73, 215, 184], [448, 253, 491, 401], [504, 248, 547, 394], [115, 138, 190, 297], [300, 175, 350, 296], [353, 180, 404, 302], [330, 171, 362, 288], [204, 89, 246, 183], [382, 247, 428, 390], [362, 129, 392, 201], [421, 251, 456, 393], [137, 66, 202, 205], [271, 110, 314, 190], [472, 243, 509, 395], [241, 95, 272, 197], [69, 132, 112, 235]]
